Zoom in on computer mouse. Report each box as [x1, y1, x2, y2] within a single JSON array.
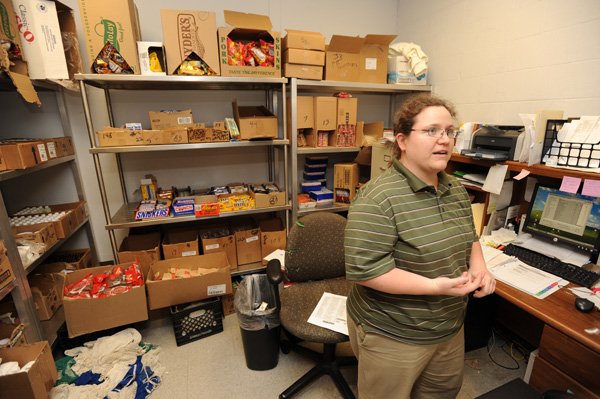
[[575, 297, 595, 313]]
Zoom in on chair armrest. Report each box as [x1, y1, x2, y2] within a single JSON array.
[[267, 259, 283, 285]]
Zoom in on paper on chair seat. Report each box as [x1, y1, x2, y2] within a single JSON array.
[[308, 292, 348, 335]]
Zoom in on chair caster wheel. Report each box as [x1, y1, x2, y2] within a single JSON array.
[[280, 340, 291, 354]]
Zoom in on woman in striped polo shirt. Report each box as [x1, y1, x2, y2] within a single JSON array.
[[345, 94, 496, 399]]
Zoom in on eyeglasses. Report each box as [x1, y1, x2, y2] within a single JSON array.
[[411, 127, 460, 139]]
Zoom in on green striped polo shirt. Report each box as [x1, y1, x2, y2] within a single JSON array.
[[345, 159, 477, 345]]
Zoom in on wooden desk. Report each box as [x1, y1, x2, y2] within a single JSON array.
[[495, 281, 600, 398]]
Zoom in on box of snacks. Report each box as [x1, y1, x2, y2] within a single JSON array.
[[218, 10, 281, 78], [249, 182, 286, 208], [62, 261, 147, 337]]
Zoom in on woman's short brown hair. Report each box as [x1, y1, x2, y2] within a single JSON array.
[[391, 94, 457, 159]]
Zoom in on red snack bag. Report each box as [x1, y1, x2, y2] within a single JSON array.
[[107, 266, 125, 287], [93, 273, 108, 285], [90, 282, 106, 296], [124, 261, 144, 286], [105, 285, 131, 297], [70, 292, 91, 299], [260, 39, 275, 66], [64, 273, 93, 297]]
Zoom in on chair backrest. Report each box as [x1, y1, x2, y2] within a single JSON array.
[[285, 212, 347, 282]]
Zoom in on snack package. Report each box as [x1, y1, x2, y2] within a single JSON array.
[[92, 41, 134, 74]]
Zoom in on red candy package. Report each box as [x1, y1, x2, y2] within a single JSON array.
[[64, 273, 93, 297]]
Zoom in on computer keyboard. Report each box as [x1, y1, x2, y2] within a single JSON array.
[[502, 244, 600, 288]]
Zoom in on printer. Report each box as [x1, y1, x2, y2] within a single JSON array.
[[460, 125, 525, 161]]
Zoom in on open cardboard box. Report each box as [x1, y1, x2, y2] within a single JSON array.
[[62, 264, 148, 338], [118, 231, 161, 279], [0, 341, 57, 399], [146, 252, 232, 310], [218, 10, 281, 78], [232, 100, 278, 140], [160, 9, 220, 76]]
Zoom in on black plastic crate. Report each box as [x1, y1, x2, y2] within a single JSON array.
[[542, 118, 600, 168], [170, 297, 223, 346]]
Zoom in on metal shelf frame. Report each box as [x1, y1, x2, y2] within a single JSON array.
[[77, 74, 291, 260], [287, 78, 432, 221], [0, 83, 97, 343]]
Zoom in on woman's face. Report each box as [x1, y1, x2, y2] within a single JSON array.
[[395, 105, 455, 183]]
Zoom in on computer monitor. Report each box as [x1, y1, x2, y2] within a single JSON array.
[[523, 183, 600, 254]]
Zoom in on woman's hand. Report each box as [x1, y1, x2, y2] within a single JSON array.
[[472, 269, 496, 298], [431, 272, 484, 296]]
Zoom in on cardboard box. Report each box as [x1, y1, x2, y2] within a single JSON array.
[[199, 225, 237, 269], [0, 256, 15, 292], [359, 35, 396, 83], [232, 101, 278, 140], [218, 10, 281, 78], [259, 218, 286, 265], [28, 273, 62, 321], [232, 224, 261, 266], [96, 127, 144, 147], [325, 35, 364, 82], [337, 97, 358, 126], [0, 142, 46, 169], [11, 0, 68, 79], [77, 0, 141, 73], [12, 222, 58, 248], [295, 96, 314, 129], [137, 41, 166, 76], [160, 9, 220, 76], [284, 63, 323, 80], [371, 140, 394, 179], [334, 163, 359, 204], [146, 252, 232, 310], [0, 341, 58, 399], [0, 322, 26, 348], [162, 228, 199, 259], [250, 182, 286, 208], [283, 29, 325, 51], [194, 194, 220, 217], [0, 0, 40, 105], [63, 264, 148, 337], [149, 109, 194, 130], [51, 136, 74, 157], [44, 248, 92, 270], [142, 128, 189, 145], [283, 49, 325, 66], [118, 232, 161, 279], [187, 123, 230, 143], [314, 97, 337, 131]]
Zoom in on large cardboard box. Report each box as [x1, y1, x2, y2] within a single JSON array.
[[0, 342, 57, 399], [336, 97, 358, 126], [199, 225, 237, 269], [162, 228, 199, 259], [259, 218, 286, 265], [218, 10, 281, 78], [0, 256, 15, 292], [283, 63, 322, 80], [77, 0, 141, 73], [142, 128, 189, 145], [63, 264, 148, 337], [28, 273, 63, 321], [118, 232, 161, 278], [283, 49, 325, 66], [146, 252, 232, 310], [11, 0, 68, 79], [334, 163, 359, 204], [12, 222, 58, 248], [232, 101, 278, 140], [232, 223, 261, 266], [295, 96, 314, 129], [0, 142, 45, 169], [160, 9, 220, 76], [149, 109, 194, 130], [314, 97, 337, 131], [325, 35, 364, 82], [96, 127, 143, 147], [250, 182, 286, 208], [283, 29, 325, 51], [359, 35, 396, 83], [0, 0, 40, 105], [45, 247, 92, 270]]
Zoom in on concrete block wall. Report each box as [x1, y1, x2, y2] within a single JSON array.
[[395, 0, 600, 124]]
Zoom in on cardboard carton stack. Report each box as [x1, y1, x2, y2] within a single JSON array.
[[282, 29, 325, 80], [333, 163, 359, 205]]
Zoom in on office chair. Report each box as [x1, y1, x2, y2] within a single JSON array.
[[267, 212, 357, 399]]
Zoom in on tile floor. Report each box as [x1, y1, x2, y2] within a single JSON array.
[[138, 314, 527, 399]]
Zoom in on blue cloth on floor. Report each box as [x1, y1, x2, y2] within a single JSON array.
[[74, 370, 102, 386], [110, 356, 161, 399]]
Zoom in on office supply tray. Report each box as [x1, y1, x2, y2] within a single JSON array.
[[170, 297, 223, 346], [542, 118, 600, 168]]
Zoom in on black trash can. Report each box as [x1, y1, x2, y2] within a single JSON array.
[[235, 274, 280, 370]]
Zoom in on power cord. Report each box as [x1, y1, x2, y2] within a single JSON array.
[[485, 329, 524, 370]]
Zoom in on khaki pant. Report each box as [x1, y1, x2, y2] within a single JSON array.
[[348, 317, 464, 399]]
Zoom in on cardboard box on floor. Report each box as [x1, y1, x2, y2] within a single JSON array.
[[218, 10, 281, 78], [199, 224, 237, 269], [0, 0, 40, 105], [232, 222, 261, 266], [0, 341, 57, 399], [325, 35, 364, 82], [146, 252, 232, 310], [162, 228, 199, 259], [232, 100, 278, 140], [360, 35, 396, 83], [160, 9, 220, 76], [77, 0, 141, 73], [259, 218, 286, 265], [283, 29, 325, 51], [118, 231, 161, 278], [63, 264, 148, 338]]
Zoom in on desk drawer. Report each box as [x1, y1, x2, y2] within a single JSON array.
[[538, 325, 600, 394], [530, 356, 598, 398]]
